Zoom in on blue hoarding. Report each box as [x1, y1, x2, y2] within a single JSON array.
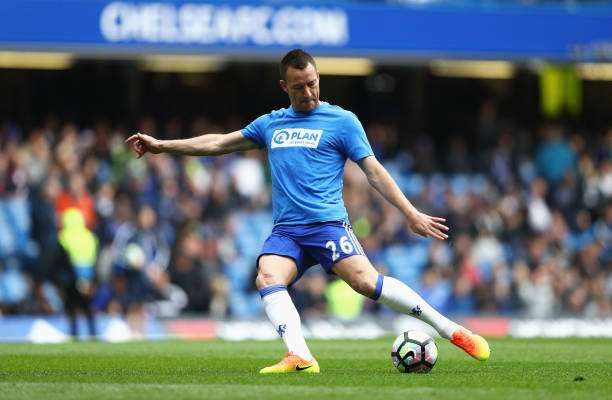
[[0, 0, 611, 61]]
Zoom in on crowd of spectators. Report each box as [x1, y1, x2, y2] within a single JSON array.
[[0, 107, 610, 332]]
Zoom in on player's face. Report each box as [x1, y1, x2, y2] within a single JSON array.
[[280, 63, 320, 112]]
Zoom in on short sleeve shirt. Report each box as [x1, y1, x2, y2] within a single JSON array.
[[242, 102, 373, 225]]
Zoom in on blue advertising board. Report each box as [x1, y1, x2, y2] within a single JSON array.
[[0, 0, 611, 61]]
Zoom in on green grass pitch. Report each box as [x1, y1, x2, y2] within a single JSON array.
[[1, 337, 611, 399]]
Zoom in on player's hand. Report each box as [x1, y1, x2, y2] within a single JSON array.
[[125, 132, 162, 158], [407, 211, 449, 240]]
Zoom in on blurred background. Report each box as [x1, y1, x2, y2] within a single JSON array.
[[0, 0, 610, 342]]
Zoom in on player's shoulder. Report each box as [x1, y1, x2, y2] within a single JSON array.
[[250, 106, 290, 125], [321, 103, 362, 129], [247, 107, 290, 133], [267, 106, 292, 120], [319, 102, 359, 120], [320, 102, 348, 114]]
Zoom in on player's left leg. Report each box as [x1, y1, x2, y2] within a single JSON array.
[[331, 255, 490, 361]]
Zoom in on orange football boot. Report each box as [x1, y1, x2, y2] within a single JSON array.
[[451, 328, 491, 361], [259, 352, 320, 374]]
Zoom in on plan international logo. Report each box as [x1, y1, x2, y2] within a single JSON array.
[[271, 128, 323, 149]]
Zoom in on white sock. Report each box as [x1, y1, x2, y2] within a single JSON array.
[[375, 275, 460, 339], [260, 285, 313, 361]]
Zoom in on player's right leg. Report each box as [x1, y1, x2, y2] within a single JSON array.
[[331, 255, 490, 361], [256, 254, 319, 373]]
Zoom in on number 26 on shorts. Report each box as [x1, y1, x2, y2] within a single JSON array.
[[325, 236, 354, 261]]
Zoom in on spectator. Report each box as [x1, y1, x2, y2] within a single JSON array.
[[108, 204, 173, 337], [535, 125, 576, 185], [56, 173, 97, 230], [55, 208, 98, 339]]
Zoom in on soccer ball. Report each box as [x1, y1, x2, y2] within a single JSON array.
[[391, 330, 438, 373]]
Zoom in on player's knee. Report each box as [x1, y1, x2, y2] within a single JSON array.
[[254, 272, 268, 290], [255, 269, 283, 290], [256, 255, 296, 289], [346, 272, 376, 297]]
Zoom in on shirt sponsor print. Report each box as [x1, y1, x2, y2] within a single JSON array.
[[271, 128, 323, 149]]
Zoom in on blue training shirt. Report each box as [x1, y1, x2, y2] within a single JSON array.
[[242, 102, 374, 226]]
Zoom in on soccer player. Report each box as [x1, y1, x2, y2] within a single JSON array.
[[126, 49, 490, 373]]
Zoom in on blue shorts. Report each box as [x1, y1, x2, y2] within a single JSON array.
[[257, 220, 366, 283]]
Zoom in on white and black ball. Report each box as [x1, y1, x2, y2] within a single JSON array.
[[391, 330, 438, 373]]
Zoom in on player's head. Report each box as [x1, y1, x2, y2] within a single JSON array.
[[279, 49, 320, 112]]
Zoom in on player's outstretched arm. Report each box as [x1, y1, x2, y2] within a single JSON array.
[[357, 155, 449, 240], [125, 130, 258, 158]]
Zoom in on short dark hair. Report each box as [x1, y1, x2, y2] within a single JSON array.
[[279, 49, 316, 80]]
